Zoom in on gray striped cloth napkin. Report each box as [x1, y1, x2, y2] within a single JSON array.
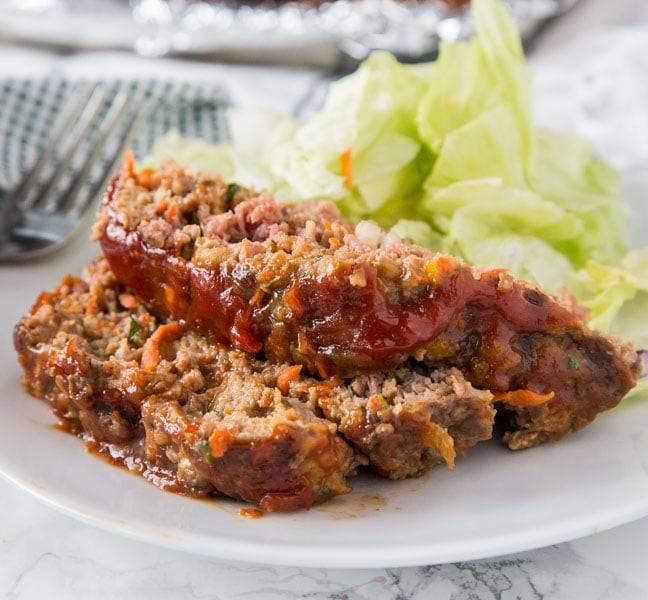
[[0, 78, 229, 198]]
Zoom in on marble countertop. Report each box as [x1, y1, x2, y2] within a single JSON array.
[[2, 0, 648, 597], [2, 471, 648, 599]]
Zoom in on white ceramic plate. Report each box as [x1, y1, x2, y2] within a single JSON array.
[[1, 191, 647, 569]]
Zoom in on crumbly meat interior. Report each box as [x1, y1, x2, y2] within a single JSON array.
[[318, 366, 494, 479], [12, 160, 642, 511], [95, 161, 641, 449], [14, 257, 495, 510]]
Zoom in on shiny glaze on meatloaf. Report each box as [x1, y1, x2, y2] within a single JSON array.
[[95, 160, 641, 449], [14, 258, 495, 510]]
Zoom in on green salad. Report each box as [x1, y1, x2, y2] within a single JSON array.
[[144, 0, 648, 347]]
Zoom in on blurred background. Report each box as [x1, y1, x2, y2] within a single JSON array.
[[2, 0, 647, 183], [0, 0, 609, 68]]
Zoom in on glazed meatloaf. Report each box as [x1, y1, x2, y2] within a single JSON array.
[[95, 159, 641, 450], [14, 258, 495, 510]]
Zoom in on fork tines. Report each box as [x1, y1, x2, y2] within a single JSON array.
[[16, 81, 152, 215], [0, 80, 156, 260]]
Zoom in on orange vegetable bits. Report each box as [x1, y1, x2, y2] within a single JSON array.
[[118, 293, 140, 310], [493, 389, 555, 407], [120, 150, 135, 180], [208, 429, 233, 459], [136, 167, 155, 190], [340, 148, 354, 189], [276, 365, 303, 396], [140, 323, 185, 371]]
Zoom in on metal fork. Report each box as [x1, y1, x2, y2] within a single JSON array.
[[0, 81, 152, 261]]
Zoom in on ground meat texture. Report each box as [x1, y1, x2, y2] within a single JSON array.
[[13, 261, 358, 510], [314, 366, 494, 479], [95, 160, 641, 449], [14, 258, 498, 510]]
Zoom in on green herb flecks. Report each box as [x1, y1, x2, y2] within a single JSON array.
[[194, 440, 215, 465], [226, 182, 240, 205], [567, 353, 581, 370], [128, 317, 143, 344]]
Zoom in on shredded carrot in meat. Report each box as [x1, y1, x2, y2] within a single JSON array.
[[366, 395, 383, 412], [208, 429, 232, 459], [249, 289, 265, 308], [165, 201, 179, 223], [420, 423, 456, 469], [257, 268, 278, 284], [283, 286, 305, 316], [309, 377, 343, 396], [155, 198, 169, 215], [121, 150, 135, 180], [258, 393, 275, 408], [480, 268, 509, 281], [85, 295, 98, 315], [30, 291, 52, 315], [494, 389, 555, 407], [65, 337, 77, 357], [435, 256, 454, 274], [140, 323, 185, 371], [367, 394, 391, 412], [118, 293, 140, 309], [185, 423, 200, 435], [340, 148, 354, 189], [136, 168, 155, 189], [276, 365, 303, 395], [139, 313, 155, 327]]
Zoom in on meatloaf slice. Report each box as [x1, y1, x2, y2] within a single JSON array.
[[14, 257, 496, 508], [95, 159, 641, 449], [314, 366, 494, 479], [13, 259, 357, 510]]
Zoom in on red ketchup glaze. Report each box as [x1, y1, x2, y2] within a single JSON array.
[[99, 184, 581, 383], [281, 262, 579, 375], [101, 222, 252, 351], [187, 429, 345, 511]]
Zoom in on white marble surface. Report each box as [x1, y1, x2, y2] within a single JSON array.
[[2, 470, 648, 599], [2, 0, 648, 597], [1, 465, 647, 600]]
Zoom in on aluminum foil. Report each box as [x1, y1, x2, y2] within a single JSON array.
[[130, 0, 580, 64]]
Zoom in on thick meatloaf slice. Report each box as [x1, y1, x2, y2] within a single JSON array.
[[13, 259, 357, 510], [95, 160, 641, 449], [14, 258, 495, 508]]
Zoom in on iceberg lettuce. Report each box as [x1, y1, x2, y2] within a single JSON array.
[[145, 0, 647, 344]]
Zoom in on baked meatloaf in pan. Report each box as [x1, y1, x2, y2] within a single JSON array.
[[95, 159, 641, 450], [14, 257, 495, 510]]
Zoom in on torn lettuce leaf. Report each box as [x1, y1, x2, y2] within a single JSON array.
[[143, 0, 648, 346]]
